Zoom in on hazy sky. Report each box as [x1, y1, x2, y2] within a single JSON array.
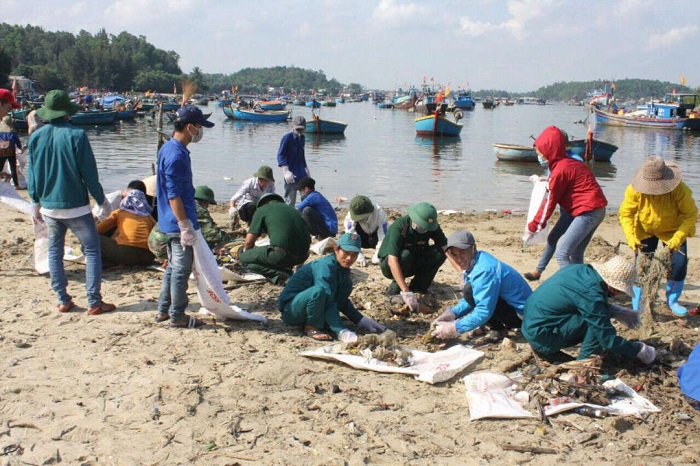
[[4, 0, 698, 92]]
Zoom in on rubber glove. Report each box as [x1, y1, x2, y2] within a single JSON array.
[[100, 200, 113, 218], [522, 225, 536, 244], [31, 203, 43, 223], [355, 252, 367, 267], [178, 219, 197, 246], [358, 316, 386, 333], [338, 329, 358, 343], [666, 235, 681, 252], [228, 206, 238, 218], [434, 308, 457, 324], [281, 166, 295, 184], [431, 321, 459, 340], [628, 238, 642, 252], [636, 343, 656, 364], [400, 291, 419, 312], [609, 303, 641, 329], [371, 250, 380, 265]]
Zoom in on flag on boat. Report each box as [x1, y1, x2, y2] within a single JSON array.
[[680, 75, 687, 86], [173, 83, 177, 94], [445, 85, 451, 97], [11, 78, 17, 98]]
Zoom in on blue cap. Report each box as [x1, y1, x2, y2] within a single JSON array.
[[337, 232, 362, 253], [175, 105, 215, 128]]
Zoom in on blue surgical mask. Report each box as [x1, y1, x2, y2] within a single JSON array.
[[537, 154, 548, 167]]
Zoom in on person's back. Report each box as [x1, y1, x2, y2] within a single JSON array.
[[254, 201, 310, 254]]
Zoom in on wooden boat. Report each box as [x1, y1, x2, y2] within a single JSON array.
[[321, 100, 336, 107], [211, 99, 232, 108], [305, 115, 347, 134], [482, 98, 497, 109], [492, 143, 536, 162], [493, 138, 619, 163], [257, 100, 286, 111], [11, 109, 31, 120], [305, 100, 321, 108], [414, 113, 462, 137], [335, 97, 345, 104], [377, 101, 394, 109], [592, 95, 700, 130], [115, 109, 136, 120], [70, 110, 117, 125], [292, 99, 306, 106], [223, 106, 289, 122], [568, 139, 619, 162]]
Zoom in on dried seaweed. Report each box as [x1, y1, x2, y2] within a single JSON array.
[[635, 247, 672, 338], [341, 330, 412, 367]]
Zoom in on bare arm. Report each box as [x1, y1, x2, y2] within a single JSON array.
[[169, 197, 187, 223], [243, 232, 259, 250]]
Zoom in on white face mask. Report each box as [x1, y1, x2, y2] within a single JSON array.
[[537, 154, 548, 167], [412, 222, 428, 234], [189, 125, 204, 143]]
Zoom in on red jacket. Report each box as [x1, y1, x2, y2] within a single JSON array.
[[528, 126, 607, 232]]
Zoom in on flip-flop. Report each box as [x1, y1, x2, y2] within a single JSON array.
[[523, 272, 541, 281], [57, 300, 75, 313], [304, 326, 333, 341], [153, 313, 169, 323], [169, 315, 205, 329], [87, 301, 116, 316]]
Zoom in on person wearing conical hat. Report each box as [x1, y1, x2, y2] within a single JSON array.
[[228, 165, 276, 227], [521, 256, 656, 364], [619, 156, 698, 317], [377, 202, 447, 311], [343, 195, 388, 267]]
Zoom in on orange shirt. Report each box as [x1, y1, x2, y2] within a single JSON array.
[[97, 210, 156, 249]]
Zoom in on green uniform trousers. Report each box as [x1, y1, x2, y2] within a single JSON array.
[[380, 245, 446, 293], [239, 246, 308, 284], [280, 286, 345, 335]]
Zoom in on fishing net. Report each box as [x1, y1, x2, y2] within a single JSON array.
[[635, 246, 672, 339]]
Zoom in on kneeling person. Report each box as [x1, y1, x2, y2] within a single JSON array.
[[344, 195, 388, 266], [521, 256, 656, 364], [296, 177, 337, 239], [432, 231, 533, 340], [278, 233, 386, 341]]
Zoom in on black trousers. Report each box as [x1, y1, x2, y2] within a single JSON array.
[[0, 155, 19, 188], [356, 222, 379, 249], [302, 206, 333, 238]]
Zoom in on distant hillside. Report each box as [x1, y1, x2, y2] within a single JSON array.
[[204, 66, 350, 95], [527, 79, 696, 102]]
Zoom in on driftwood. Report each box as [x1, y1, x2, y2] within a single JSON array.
[[500, 444, 558, 454]]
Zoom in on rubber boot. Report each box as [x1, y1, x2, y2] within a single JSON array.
[[631, 285, 643, 311], [666, 280, 688, 317]]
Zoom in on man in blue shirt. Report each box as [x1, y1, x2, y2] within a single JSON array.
[[431, 231, 533, 340], [295, 177, 337, 239], [277, 115, 309, 205], [154, 105, 214, 329]]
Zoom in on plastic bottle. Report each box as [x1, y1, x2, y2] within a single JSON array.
[[574, 406, 606, 418]]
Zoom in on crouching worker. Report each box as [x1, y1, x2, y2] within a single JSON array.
[[237, 193, 310, 285], [431, 231, 532, 340], [343, 195, 388, 266], [278, 233, 386, 341], [521, 256, 656, 364]]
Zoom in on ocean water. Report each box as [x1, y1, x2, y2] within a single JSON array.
[[79, 102, 700, 211]]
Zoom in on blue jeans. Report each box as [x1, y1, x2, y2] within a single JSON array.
[[157, 235, 194, 322], [44, 213, 103, 307], [536, 208, 573, 273], [554, 207, 606, 268]]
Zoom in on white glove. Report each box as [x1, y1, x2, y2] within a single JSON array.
[[338, 329, 358, 343], [31, 203, 43, 223], [400, 291, 419, 312], [431, 321, 459, 340], [177, 219, 197, 246], [100, 200, 113, 218], [610, 304, 641, 329], [305, 166, 310, 177], [355, 252, 367, 267], [371, 251, 380, 265], [281, 166, 295, 184], [434, 308, 457, 323], [358, 316, 386, 333], [229, 206, 240, 218], [522, 225, 536, 244], [636, 343, 656, 364]]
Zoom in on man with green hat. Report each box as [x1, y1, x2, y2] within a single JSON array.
[[278, 232, 386, 341], [237, 193, 311, 284], [27, 89, 116, 316], [378, 202, 447, 309], [228, 165, 277, 227], [343, 195, 388, 267]]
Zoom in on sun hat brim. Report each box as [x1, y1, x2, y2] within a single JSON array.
[[631, 159, 682, 195], [36, 102, 82, 120]]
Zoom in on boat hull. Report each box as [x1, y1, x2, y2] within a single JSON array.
[[593, 106, 700, 130], [223, 106, 289, 122], [70, 111, 117, 125], [493, 139, 619, 162], [493, 144, 536, 162], [258, 100, 286, 111], [305, 118, 348, 134], [568, 139, 619, 162], [414, 115, 462, 137]]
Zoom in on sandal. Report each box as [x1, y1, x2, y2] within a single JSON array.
[[57, 300, 75, 313], [523, 271, 541, 282], [169, 315, 205, 329], [304, 326, 333, 341], [87, 301, 116, 316], [153, 313, 170, 323]]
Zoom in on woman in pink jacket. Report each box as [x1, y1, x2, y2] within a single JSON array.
[[523, 126, 607, 269]]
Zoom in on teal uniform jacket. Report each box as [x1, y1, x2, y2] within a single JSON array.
[[278, 254, 363, 335], [521, 264, 640, 360]]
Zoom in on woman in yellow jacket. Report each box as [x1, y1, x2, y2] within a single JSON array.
[[619, 157, 697, 317]]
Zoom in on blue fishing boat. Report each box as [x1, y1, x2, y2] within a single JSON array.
[[257, 100, 286, 111], [321, 100, 336, 107], [592, 94, 700, 130], [292, 98, 306, 106], [70, 110, 117, 125], [492, 143, 536, 162], [335, 97, 345, 104], [211, 99, 232, 108], [305, 115, 348, 134], [305, 100, 321, 108], [568, 139, 618, 162], [452, 91, 475, 110], [377, 101, 394, 109], [223, 106, 289, 122], [414, 113, 462, 137], [115, 109, 136, 120]]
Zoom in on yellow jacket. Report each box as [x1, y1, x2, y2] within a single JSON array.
[[619, 182, 697, 250]]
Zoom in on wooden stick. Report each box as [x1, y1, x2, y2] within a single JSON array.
[[501, 444, 558, 454]]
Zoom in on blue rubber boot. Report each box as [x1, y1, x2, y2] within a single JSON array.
[[666, 280, 688, 317], [631, 285, 643, 311]]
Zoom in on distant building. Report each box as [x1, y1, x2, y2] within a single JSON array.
[[8, 75, 39, 96]]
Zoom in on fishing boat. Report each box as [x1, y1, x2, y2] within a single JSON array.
[[377, 101, 394, 109], [257, 99, 286, 111], [493, 138, 619, 162], [70, 110, 117, 125], [482, 98, 497, 109], [592, 94, 700, 130], [292, 98, 306, 106], [335, 97, 345, 104], [414, 112, 462, 137], [492, 143, 536, 162], [305, 100, 321, 108], [321, 100, 336, 107], [452, 91, 475, 110], [115, 109, 136, 120], [305, 115, 348, 134], [223, 106, 289, 122]]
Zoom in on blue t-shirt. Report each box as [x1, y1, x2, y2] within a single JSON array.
[[296, 190, 338, 235], [156, 138, 199, 233]]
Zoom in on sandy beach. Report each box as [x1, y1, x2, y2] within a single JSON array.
[[1, 196, 699, 465]]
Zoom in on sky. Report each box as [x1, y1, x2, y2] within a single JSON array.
[[3, 0, 699, 92]]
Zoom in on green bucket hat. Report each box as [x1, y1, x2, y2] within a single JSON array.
[[254, 165, 275, 182], [257, 192, 284, 208], [36, 90, 82, 120], [408, 202, 438, 231], [349, 195, 374, 221], [194, 185, 217, 204]]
